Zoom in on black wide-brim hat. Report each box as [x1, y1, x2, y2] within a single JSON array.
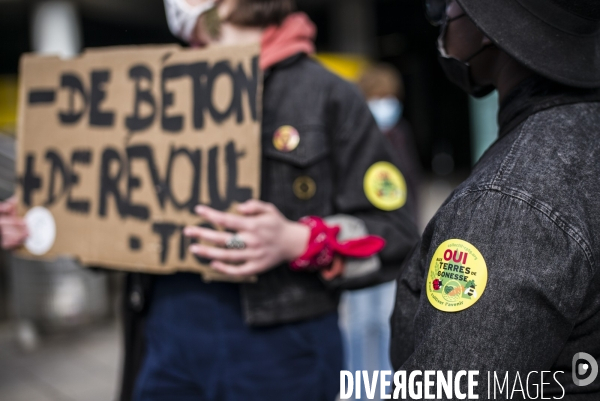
[[456, 0, 600, 88]]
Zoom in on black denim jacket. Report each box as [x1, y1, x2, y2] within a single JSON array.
[[391, 77, 600, 399], [119, 54, 419, 401], [240, 54, 419, 325]]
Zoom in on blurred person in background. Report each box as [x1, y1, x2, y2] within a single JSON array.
[[392, 0, 600, 397], [358, 64, 421, 215], [1, 0, 419, 400], [338, 64, 422, 399]]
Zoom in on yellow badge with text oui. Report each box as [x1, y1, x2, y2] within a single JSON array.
[[426, 239, 488, 312], [363, 162, 407, 211]]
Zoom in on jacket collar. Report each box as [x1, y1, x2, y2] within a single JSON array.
[[260, 12, 316, 71], [498, 75, 600, 137], [263, 53, 307, 80]]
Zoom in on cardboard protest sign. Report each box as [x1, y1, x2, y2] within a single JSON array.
[[16, 44, 262, 281]]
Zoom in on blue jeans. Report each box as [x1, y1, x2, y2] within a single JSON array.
[[340, 281, 396, 399], [133, 274, 343, 401]]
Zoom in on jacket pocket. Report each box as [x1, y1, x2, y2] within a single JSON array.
[[261, 124, 334, 220], [262, 124, 331, 167]]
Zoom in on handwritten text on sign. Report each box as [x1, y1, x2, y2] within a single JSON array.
[[17, 44, 262, 279]]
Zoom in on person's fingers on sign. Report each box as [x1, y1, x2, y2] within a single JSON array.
[[184, 200, 311, 278], [0, 196, 28, 250]]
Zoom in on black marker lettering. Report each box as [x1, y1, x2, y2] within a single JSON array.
[[99, 148, 126, 217], [124, 146, 150, 220], [165, 147, 201, 213], [89, 70, 115, 127], [234, 56, 259, 122], [125, 65, 156, 132], [22, 154, 42, 206], [129, 235, 142, 250], [28, 90, 56, 105], [161, 64, 187, 132], [188, 62, 209, 130], [152, 222, 178, 264], [179, 225, 189, 261], [59, 73, 88, 124], [126, 145, 167, 213], [208, 141, 252, 210], [45, 150, 69, 206], [67, 150, 92, 213], [206, 60, 237, 124]]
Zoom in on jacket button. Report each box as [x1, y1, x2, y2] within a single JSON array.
[[130, 290, 144, 312], [293, 176, 316, 200]]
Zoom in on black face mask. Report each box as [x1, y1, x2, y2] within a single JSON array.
[[437, 15, 495, 98]]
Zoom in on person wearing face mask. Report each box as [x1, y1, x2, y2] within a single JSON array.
[[391, 0, 600, 398], [125, 1, 418, 400], [358, 64, 421, 217]]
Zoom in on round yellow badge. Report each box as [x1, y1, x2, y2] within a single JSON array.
[[363, 162, 407, 211], [426, 239, 488, 312], [273, 125, 300, 152]]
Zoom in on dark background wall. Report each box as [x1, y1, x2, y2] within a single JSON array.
[[0, 0, 472, 173]]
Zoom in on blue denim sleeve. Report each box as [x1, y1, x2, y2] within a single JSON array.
[[391, 188, 594, 398]]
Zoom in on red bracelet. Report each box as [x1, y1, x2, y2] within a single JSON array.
[[290, 216, 386, 272]]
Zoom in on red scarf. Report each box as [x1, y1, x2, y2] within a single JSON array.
[[260, 12, 316, 70], [290, 217, 386, 272]]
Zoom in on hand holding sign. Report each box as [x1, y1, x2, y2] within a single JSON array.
[[17, 43, 263, 280], [184, 200, 310, 277]]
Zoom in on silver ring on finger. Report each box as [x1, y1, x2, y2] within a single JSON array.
[[225, 234, 246, 250]]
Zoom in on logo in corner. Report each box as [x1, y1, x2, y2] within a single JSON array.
[[573, 352, 598, 386]]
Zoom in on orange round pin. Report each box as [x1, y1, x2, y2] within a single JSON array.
[[273, 126, 300, 152]]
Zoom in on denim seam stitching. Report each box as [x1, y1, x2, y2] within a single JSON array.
[[490, 116, 532, 187], [462, 186, 595, 273]]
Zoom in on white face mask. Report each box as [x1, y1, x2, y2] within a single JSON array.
[[368, 97, 403, 132], [164, 0, 216, 43]]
